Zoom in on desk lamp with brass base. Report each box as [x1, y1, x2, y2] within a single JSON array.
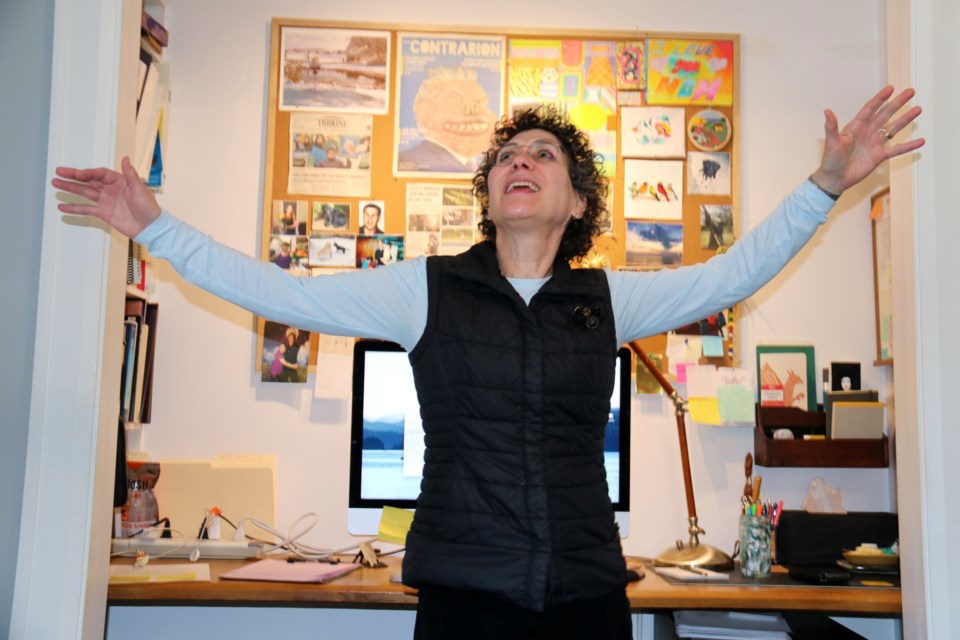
[[628, 341, 734, 572]]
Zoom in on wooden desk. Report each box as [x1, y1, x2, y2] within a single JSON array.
[[107, 557, 900, 616]]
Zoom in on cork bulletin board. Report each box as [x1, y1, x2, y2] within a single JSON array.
[[256, 19, 741, 378]]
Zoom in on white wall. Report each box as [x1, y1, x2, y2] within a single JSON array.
[[0, 0, 54, 633]]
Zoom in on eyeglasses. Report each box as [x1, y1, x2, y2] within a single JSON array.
[[494, 140, 564, 166]]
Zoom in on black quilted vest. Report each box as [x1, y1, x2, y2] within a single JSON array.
[[401, 241, 628, 612]]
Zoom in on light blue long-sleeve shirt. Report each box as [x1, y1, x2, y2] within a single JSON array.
[[135, 179, 832, 352]]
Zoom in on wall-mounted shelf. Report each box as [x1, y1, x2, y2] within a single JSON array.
[[753, 405, 889, 468]]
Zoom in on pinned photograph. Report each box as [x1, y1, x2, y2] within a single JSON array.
[[358, 200, 385, 235], [699, 204, 734, 249], [273, 199, 307, 236], [356, 234, 404, 269], [268, 234, 309, 274], [311, 201, 350, 231], [261, 321, 309, 383], [279, 27, 390, 114], [309, 233, 356, 268], [625, 220, 683, 268]]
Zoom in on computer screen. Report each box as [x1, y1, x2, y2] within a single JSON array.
[[347, 341, 632, 537]]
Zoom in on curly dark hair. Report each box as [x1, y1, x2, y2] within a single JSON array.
[[473, 105, 608, 263]]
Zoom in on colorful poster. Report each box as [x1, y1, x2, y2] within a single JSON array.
[[279, 27, 390, 114], [395, 33, 505, 177], [508, 39, 616, 115], [646, 39, 734, 106], [508, 39, 617, 174], [288, 113, 372, 196]]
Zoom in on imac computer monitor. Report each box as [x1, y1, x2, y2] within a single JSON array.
[[348, 341, 632, 537]]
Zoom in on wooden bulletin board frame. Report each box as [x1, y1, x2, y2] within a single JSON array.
[[870, 188, 893, 365], [257, 19, 741, 374]]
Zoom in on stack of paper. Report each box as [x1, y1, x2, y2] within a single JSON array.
[[674, 611, 791, 639]]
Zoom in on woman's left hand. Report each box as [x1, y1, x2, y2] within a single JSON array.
[[811, 86, 924, 196]]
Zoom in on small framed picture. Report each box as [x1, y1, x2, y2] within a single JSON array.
[[756, 345, 817, 412], [830, 361, 862, 392]]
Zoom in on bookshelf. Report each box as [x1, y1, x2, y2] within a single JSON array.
[[121, 1, 168, 428], [122, 241, 158, 427]]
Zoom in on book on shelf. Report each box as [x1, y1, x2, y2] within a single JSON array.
[[120, 319, 139, 421], [133, 60, 169, 182], [141, 9, 168, 49], [130, 323, 150, 423], [122, 297, 159, 424], [146, 115, 165, 190], [127, 241, 148, 291], [138, 302, 159, 423]]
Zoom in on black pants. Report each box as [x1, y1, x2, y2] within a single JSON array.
[[413, 585, 633, 640]]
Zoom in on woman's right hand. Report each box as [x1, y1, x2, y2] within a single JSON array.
[[51, 156, 161, 238]]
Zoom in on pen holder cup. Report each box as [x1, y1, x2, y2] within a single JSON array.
[[739, 514, 772, 579]]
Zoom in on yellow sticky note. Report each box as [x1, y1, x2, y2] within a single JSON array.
[[378, 506, 415, 545], [688, 397, 721, 425]]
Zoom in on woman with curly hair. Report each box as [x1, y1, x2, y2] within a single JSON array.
[[53, 87, 922, 639], [473, 105, 608, 264]]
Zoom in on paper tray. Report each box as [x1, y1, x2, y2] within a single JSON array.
[[754, 405, 888, 468]]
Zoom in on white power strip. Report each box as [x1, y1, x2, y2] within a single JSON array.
[[111, 537, 264, 560]]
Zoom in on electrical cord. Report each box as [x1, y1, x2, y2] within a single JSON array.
[[193, 508, 404, 563], [238, 512, 376, 560]]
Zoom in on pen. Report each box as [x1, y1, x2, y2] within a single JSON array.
[[681, 565, 712, 576], [773, 500, 784, 526]]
